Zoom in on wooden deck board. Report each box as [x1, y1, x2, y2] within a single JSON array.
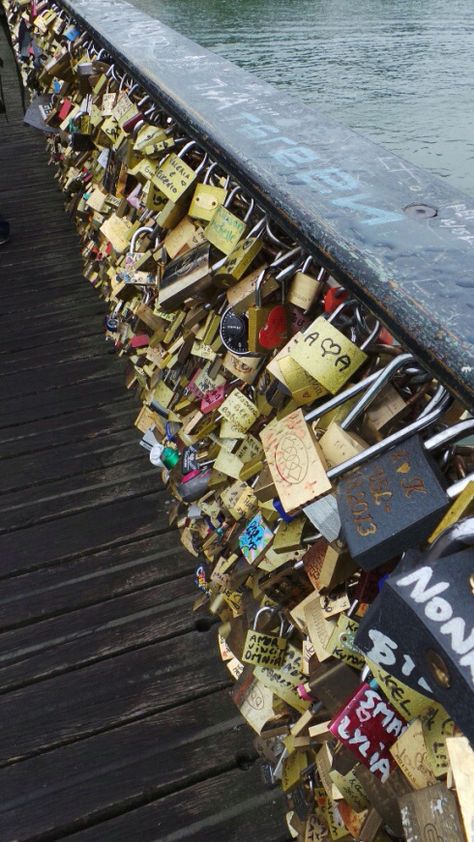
[[0, 16, 286, 842]]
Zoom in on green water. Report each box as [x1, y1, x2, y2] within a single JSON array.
[[128, 0, 474, 196]]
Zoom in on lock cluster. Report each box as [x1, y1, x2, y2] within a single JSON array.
[[7, 1, 474, 840]]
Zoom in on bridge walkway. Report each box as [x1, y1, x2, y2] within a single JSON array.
[[0, 20, 286, 842]]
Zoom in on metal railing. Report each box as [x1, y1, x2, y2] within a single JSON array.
[[37, 0, 474, 410]]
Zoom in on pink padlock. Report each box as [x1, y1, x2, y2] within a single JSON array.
[[200, 384, 226, 414], [129, 334, 149, 348]]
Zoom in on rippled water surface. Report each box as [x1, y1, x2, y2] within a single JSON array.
[[128, 0, 474, 196]]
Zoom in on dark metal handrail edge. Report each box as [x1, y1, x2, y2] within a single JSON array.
[[59, 0, 474, 408]]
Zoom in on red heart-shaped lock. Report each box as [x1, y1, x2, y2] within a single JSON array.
[[258, 306, 288, 350]]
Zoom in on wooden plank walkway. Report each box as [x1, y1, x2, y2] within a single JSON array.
[[0, 19, 287, 842]]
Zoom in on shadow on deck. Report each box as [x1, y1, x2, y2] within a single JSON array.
[[0, 19, 286, 842]]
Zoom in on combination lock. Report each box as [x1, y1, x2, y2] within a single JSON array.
[[219, 306, 250, 355]]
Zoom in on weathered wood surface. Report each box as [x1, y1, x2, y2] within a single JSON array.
[[0, 21, 286, 841]]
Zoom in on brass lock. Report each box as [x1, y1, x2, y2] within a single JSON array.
[[242, 606, 288, 668], [291, 300, 378, 395], [204, 185, 253, 255]]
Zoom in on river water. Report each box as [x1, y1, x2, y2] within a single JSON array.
[[128, 0, 474, 196]]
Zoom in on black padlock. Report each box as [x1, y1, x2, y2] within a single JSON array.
[[355, 518, 474, 742], [336, 419, 474, 570]]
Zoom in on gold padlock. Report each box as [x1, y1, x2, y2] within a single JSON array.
[[242, 607, 288, 668], [291, 302, 375, 394], [204, 185, 252, 255], [247, 269, 273, 353], [287, 256, 325, 311]]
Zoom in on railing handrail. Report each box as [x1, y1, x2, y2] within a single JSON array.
[[58, 0, 474, 408]]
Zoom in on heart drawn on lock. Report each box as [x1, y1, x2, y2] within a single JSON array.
[[258, 306, 288, 350]]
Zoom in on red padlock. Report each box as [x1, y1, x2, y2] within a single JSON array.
[[329, 682, 407, 782]]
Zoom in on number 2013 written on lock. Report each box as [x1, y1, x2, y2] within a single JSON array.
[[341, 447, 429, 539]]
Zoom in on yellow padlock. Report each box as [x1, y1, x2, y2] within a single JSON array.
[[242, 607, 288, 668]]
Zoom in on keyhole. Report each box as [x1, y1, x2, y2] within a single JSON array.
[[426, 648, 451, 688]]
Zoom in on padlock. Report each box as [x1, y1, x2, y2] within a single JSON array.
[[188, 161, 228, 221], [247, 269, 274, 353], [291, 300, 379, 395], [336, 418, 474, 570], [328, 680, 408, 782], [355, 517, 474, 742], [204, 185, 254, 255], [118, 224, 158, 286], [242, 606, 288, 668], [287, 256, 326, 312], [399, 783, 465, 842], [153, 138, 206, 202], [260, 407, 332, 514], [176, 469, 212, 502], [214, 216, 265, 286], [158, 241, 213, 311], [149, 442, 180, 470], [219, 248, 298, 356], [258, 268, 289, 352], [296, 660, 361, 714]]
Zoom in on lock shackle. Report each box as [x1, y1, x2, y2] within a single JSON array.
[[327, 298, 358, 324], [447, 469, 474, 499], [118, 71, 128, 93], [253, 606, 285, 635], [359, 317, 381, 351], [106, 63, 120, 85], [176, 139, 197, 159], [299, 255, 313, 273], [275, 257, 303, 283], [339, 352, 414, 430], [129, 225, 154, 254], [424, 515, 474, 563], [208, 163, 232, 190], [223, 184, 241, 208], [418, 383, 449, 418], [265, 220, 292, 250], [424, 417, 474, 453], [305, 368, 386, 423], [326, 402, 447, 483], [222, 185, 255, 219], [355, 306, 381, 351], [132, 119, 145, 138], [202, 161, 218, 185], [254, 268, 267, 308], [269, 245, 302, 271], [247, 215, 267, 239], [241, 195, 255, 223], [68, 108, 87, 129], [175, 140, 208, 174]]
